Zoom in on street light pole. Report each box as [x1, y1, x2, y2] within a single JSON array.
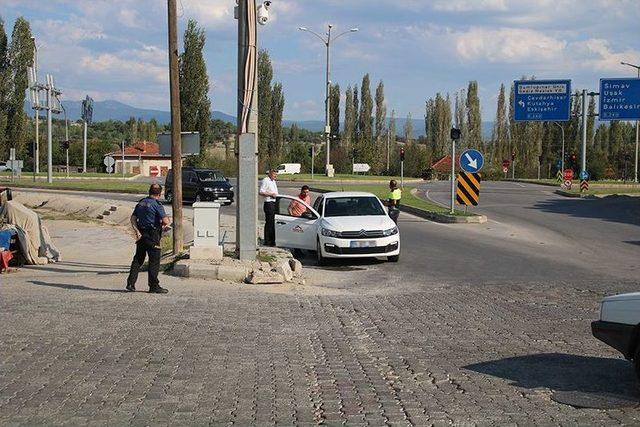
[[554, 122, 565, 172], [621, 61, 640, 183], [298, 25, 358, 176]]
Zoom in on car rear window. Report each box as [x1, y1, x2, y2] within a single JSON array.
[[324, 197, 385, 217]]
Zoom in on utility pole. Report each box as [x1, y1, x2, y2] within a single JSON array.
[[81, 96, 93, 173], [168, 0, 183, 255], [450, 139, 456, 215], [45, 74, 62, 184], [31, 37, 40, 174], [581, 89, 588, 177], [386, 130, 390, 172], [62, 105, 69, 178], [236, 0, 259, 260]]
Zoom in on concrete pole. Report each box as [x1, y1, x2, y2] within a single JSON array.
[[581, 89, 587, 176], [311, 145, 314, 180], [236, 0, 259, 260], [83, 121, 88, 173], [450, 139, 455, 214], [46, 79, 53, 184], [386, 130, 390, 172], [325, 25, 332, 175], [168, 0, 184, 255], [33, 39, 40, 174], [64, 107, 69, 178]]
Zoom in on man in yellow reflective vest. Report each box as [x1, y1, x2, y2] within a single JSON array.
[[385, 180, 401, 224]]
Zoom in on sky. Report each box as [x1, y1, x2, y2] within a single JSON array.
[[2, 0, 640, 122]]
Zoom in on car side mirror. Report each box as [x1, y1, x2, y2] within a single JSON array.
[[226, 178, 229, 182], [302, 212, 316, 220]]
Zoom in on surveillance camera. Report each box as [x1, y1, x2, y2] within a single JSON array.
[[257, 1, 271, 25]]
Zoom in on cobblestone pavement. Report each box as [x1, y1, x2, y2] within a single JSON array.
[[1, 221, 640, 425]]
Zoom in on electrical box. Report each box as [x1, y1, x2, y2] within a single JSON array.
[[191, 202, 223, 261]]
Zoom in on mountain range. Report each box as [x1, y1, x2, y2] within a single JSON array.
[[25, 99, 494, 139]]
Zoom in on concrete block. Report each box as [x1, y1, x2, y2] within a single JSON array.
[[109, 206, 117, 212], [217, 265, 248, 282], [189, 245, 223, 261], [173, 261, 190, 277], [248, 271, 284, 285], [102, 210, 111, 216], [275, 261, 294, 282], [288, 258, 303, 277], [187, 263, 220, 280]]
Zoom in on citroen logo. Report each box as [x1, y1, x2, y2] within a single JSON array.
[[358, 229, 366, 236]]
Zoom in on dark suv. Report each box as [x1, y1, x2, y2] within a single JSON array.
[[165, 168, 234, 205]]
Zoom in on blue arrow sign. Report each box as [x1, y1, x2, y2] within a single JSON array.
[[600, 78, 640, 121], [556, 159, 562, 169], [459, 149, 484, 173], [579, 170, 590, 181], [514, 79, 571, 122]]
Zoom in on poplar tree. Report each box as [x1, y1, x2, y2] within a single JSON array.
[[270, 82, 285, 163], [6, 17, 33, 157], [587, 95, 596, 146], [179, 19, 211, 147], [358, 74, 374, 163], [343, 86, 355, 150], [404, 112, 414, 145], [491, 83, 508, 163], [329, 83, 340, 140], [374, 80, 386, 143], [0, 18, 9, 156], [389, 110, 397, 144], [466, 80, 482, 149], [352, 85, 359, 144], [257, 49, 273, 161]]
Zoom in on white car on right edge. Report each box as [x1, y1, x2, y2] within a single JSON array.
[[273, 191, 400, 265], [592, 292, 640, 378]]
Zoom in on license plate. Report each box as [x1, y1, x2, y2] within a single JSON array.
[[350, 240, 376, 248], [217, 198, 228, 201]]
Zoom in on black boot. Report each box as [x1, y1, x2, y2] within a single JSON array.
[[149, 286, 168, 294]]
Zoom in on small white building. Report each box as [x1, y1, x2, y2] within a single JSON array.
[[106, 141, 172, 177]]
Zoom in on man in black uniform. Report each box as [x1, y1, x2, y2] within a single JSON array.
[[126, 183, 171, 293]]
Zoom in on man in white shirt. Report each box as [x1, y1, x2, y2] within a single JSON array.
[[259, 169, 279, 246]]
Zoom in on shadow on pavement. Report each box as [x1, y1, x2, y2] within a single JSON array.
[[29, 280, 128, 293], [293, 249, 385, 271], [531, 196, 640, 228], [465, 353, 640, 409]]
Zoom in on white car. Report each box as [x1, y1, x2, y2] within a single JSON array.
[[592, 292, 640, 377], [0, 162, 9, 172], [274, 192, 400, 265]]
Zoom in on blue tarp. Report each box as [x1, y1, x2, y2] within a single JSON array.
[[0, 229, 16, 250]]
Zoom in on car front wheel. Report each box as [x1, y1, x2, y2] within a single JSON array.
[[316, 239, 327, 266]]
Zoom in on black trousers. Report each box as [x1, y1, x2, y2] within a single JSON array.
[[263, 201, 276, 246], [127, 228, 161, 289]]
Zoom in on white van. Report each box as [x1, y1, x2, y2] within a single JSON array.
[[276, 163, 301, 175]]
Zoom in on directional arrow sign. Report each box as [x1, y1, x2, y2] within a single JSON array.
[[514, 79, 571, 122], [599, 78, 640, 121], [459, 149, 484, 173]]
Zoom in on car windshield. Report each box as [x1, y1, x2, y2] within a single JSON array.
[[196, 171, 225, 182], [324, 196, 385, 217]]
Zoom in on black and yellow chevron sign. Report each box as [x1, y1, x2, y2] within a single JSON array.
[[456, 172, 481, 206], [580, 179, 589, 192]]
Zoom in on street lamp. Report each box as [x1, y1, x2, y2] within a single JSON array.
[[621, 61, 640, 183], [298, 24, 358, 176]]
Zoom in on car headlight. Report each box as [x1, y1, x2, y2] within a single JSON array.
[[383, 226, 398, 236], [229, 186, 234, 191], [203, 187, 215, 192], [321, 227, 341, 238]]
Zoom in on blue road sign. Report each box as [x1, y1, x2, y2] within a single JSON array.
[[556, 159, 562, 169], [599, 78, 640, 121], [579, 170, 590, 181], [459, 149, 484, 173], [514, 79, 571, 121]]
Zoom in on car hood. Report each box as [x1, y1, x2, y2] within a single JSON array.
[[201, 181, 232, 189], [321, 215, 395, 232], [602, 292, 640, 303]]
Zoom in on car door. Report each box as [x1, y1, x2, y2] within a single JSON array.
[[275, 195, 320, 250]]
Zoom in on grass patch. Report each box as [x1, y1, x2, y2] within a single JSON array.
[[1, 178, 148, 194], [0, 171, 135, 178], [257, 251, 277, 263], [312, 184, 472, 216], [277, 173, 419, 182]]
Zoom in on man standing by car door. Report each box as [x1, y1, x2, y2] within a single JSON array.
[[259, 169, 279, 246]]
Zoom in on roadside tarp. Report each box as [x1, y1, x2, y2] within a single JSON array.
[[0, 201, 61, 265]]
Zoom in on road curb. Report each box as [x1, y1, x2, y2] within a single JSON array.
[[310, 187, 487, 224]]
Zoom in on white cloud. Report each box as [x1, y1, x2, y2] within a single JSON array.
[[79, 46, 167, 85], [574, 39, 640, 73], [432, 0, 507, 12], [118, 9, 144, 29], [455, 27, 566, 63]]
